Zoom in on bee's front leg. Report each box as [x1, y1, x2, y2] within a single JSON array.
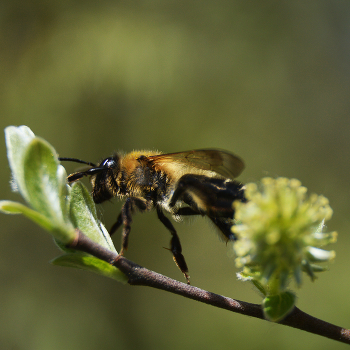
[[109, 212, 123, 236], [119, 198, 133, 255], [118, 197, 149, 255]]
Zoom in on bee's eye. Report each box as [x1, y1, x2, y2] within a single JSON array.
[[101, 158, 116, 169]]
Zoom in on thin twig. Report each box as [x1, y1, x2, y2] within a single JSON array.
[[69, 229, 350, 345]]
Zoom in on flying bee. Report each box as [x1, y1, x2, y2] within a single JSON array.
[[59, 149, 246, 283]]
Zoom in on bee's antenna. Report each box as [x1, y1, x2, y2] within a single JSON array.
[[66, 167, 107, 182], [59, 157, 103, 182], [58, 157, 97, 167]]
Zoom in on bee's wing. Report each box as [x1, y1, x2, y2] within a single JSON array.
[[147, 149, 244, 179]]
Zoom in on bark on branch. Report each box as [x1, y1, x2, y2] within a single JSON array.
[[69, 229, 350, 345]]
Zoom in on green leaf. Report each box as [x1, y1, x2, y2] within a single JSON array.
[[5, 125, 35, 201], [69, 182, 117, 252], [5, 126, 71, 226], [2, 126, 118, 277], [262, 291, 296, 322], [0, 200, 76, 243], [3, 126, 76, 243], [22, 138, 76, 242], [0, 200, 55, 230], [51, 253, 127, 283], [24, 138, 62, 220]]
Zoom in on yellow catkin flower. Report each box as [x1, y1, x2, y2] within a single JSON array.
[[232, 177, 337, 294]]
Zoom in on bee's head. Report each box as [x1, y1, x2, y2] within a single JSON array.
[[90, 156, 120, 204], [59, 155, 120, 204]]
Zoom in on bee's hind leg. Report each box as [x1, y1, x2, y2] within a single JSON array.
[[156, 207, 190, 284], [209, 216, 237, 241]]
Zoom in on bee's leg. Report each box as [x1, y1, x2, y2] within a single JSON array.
[[169, 175, 201, 208], [176, 207, 236, 241], [118, 197, 149, 255], [110, 212, 123, 236], [174, 207, 201, 216], [170, 174, 245, 211], [209, 217, 236, 241], [156, 207, 190, 284], [119, 198, 134, 256]]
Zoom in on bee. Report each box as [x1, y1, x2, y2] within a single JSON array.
[[59, 149, 245, 283]]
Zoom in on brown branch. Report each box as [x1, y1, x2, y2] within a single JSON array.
[[69, 229, 350, 345]]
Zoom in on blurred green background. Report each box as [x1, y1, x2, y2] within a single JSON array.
[[1, 1, 350, 349]]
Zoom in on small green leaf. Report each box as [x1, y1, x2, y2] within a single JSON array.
[[3, 126, 76, 243], [21, 138, 76, 243], [23, 138, 63, 220], [0, 200, 62, 233], [69, 182, 117, 252], [51, 253, 127, 283], [262, 291, 296, 322], [0, 200, 76, 243], [57, 162, 72, 221], [5, 125, 35, 200]]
